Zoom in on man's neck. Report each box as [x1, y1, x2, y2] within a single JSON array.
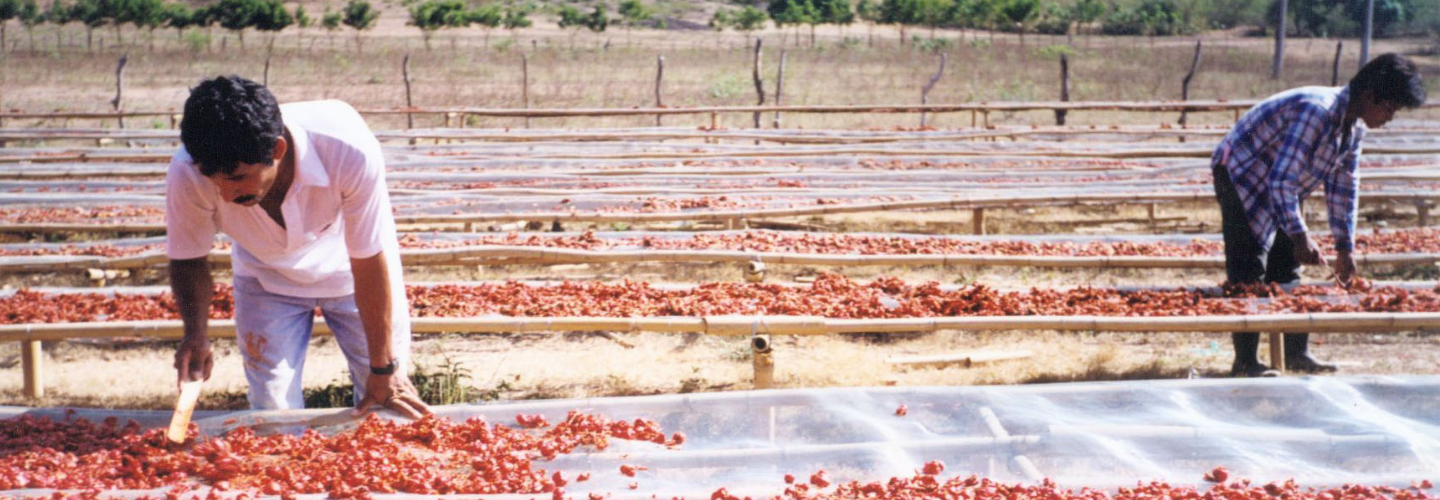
[[263, 127, 297, 206]]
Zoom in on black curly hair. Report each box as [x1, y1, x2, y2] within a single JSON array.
[[180, 76, 284, 177], [1350, 53, 1427, 109]]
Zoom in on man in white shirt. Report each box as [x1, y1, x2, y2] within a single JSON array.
[[168, 75, 429, 418]]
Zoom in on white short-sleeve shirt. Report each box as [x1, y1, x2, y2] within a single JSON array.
[[166, 100, 408, 330]]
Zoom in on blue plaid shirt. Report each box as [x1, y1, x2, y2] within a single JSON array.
[[1214, 86, 1364, 253]]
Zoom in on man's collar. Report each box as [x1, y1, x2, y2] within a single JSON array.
[[285, 121, 330, 188]]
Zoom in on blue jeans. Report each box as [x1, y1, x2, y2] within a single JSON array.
[[232, 275, 411, 410]]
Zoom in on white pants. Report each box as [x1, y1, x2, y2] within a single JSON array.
[[232, 275, 411, 410]]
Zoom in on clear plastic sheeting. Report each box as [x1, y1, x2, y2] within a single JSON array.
[[3, 377, 1440, 496]]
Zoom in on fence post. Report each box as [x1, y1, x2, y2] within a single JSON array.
[[1055, 54, 1069, 126], [772, 49, 786, 129], [752, 39, 765, 129], [22, 340, 43, 399], [1330, 41, 1343, 86], [654, 54, 664, 127], [403, 53, 415, 130], [112, 53, 129, 129], [920, 53, 946, 128], [521, 54, 531, 129], [263, 55, 272, 86], [1178, 40, 1202, 135]]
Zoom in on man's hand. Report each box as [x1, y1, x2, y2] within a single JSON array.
[[173, 335, 213, 389], [1332, 250, 1357, 288], [1290, 232, 1328, 266], [354, 371, 432, 420]]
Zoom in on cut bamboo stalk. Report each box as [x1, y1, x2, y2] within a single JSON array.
[[22, 340, 43, 399], [887, 350, 1035, 368]]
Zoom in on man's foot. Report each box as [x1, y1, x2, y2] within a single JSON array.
[[1231, 360, 1271, 377], [1285, 355, 1339, 373]]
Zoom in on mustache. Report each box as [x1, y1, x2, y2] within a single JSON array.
[[233, 195, 258, 204]]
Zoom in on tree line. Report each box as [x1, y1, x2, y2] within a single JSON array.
[[0, 0, 1430, 53]]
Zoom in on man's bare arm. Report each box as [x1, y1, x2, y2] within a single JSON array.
[[170, 257, 214, 385]]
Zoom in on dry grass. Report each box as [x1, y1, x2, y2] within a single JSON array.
[[1, 21, 1438, 131]]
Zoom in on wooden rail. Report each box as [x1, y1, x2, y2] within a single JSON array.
[[4, 246, 1438, 274], [7, 311, 1440, 398], [3, 100, 1435, 126]]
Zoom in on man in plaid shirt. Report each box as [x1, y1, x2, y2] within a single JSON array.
[[1214, 53, 1426, 377]]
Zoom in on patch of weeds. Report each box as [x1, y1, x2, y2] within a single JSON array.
[[707, 72, 746, 100], [302, 355, 477, 408]]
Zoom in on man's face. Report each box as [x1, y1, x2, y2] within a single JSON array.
[[1358, 90, 1402, 129], [205, 136, 287, 206], [209, 161, 279, 206]]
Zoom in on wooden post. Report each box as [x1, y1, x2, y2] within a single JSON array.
[[1330, 41, 1343, 86], [403, 53, 415, 130], [1178, 40, 1202, 130], [22, 340, 42, 399], [972, 207, 985, 235], [710, 111, 718, 131], [1271, 0, 1286, 80], [1147, 202, 1158, 231], [112, 53, 128, 129], [1055, 53, 1069, 126], [772, 49, 786, 129], [752, 334, 774, 390], [751, 39, 765, 129], [521, 54, 530, 129], [654, 54, 664, 127], [263, 55, 272, 86], [971, 109, 977, 128], [1268, 332, 1285, 372], [1418, 202, 1431, 227], [920, 53, 946, 128]]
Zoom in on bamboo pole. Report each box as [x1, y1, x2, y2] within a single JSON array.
[[22, 340, 42, 399], [403, 53, 414, 130], [772, 50, 786, 129], [1179, 40, 1202, 129], [654, 54, 664, 127], [1055, 54, 1068, 126], [751, 39, 765, 129], [521, 54, 530, 129], [920, 53, 947, 128], [111, 53, 128, 129], [1331, 41, 1343, 86]]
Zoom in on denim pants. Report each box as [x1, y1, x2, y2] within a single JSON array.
[[232, 275, 411, 410], [1212, 163, 1305, 364]]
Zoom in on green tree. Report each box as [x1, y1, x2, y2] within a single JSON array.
[[733, 5, 766, 31], [914, 0, 950, 38], [293, 4, 310, 46], [46, 0, 71, 49], [17, 0, 39, 50], [500, 5, 529, 36], [409, 0, 466, 49], [708, 7, 730, 30], [210, 0, 261, 48], [467, 3, 501, 45], [879, 0, 919, 43], [342, 0, 377, 50], [999, 0, 1037, 49], [162, 1, 192, 40], [617, 0, 650, 39], [69, 0, 107, 49], [556, 4, 584, 43], [1069, 0, 1102, 38], [320, 4, 341, 48], [1344, 0, 1413, 37], [585, 3, 606, 32], [98, 0, 133, 46], [126, 0, 163, 49], [253, 0, 292, 50], [0, 0, 18, 51]]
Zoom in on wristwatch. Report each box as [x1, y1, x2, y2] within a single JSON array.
[[370, 358, 398, 376]]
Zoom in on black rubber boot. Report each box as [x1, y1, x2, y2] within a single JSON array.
[[1284, 333, 1338, 373], [1231, 333, 1270, 377]]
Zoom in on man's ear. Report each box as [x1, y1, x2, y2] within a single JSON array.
[[272, 136, 288, 163]]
